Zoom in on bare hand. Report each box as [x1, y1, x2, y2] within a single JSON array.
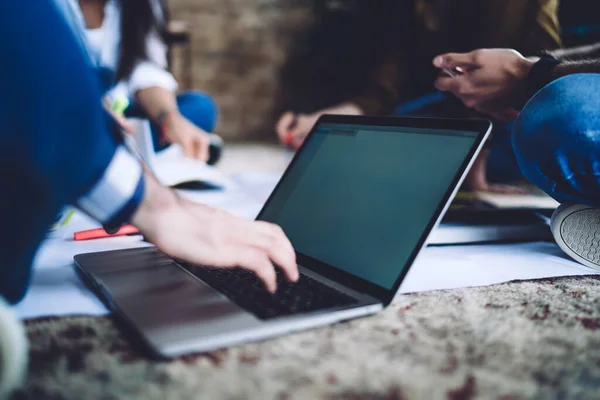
[[275, 112, 319, 149], [162, 112, 211, 161], [433, 49, 535, 120], [132, 175, 299, 292], [275, 104, 363, 149]]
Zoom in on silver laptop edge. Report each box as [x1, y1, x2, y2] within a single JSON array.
[[74, 117, 492, 357]]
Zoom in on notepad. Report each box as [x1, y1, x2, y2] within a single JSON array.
[[152, 145, 236, 190]]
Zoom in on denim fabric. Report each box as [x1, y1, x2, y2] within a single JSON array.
[[514, 73, 600, 207], [125, 91, 219, 152]]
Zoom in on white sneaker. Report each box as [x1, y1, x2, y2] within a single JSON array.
[[0, 297, 27, 400], [551, 203, 600, 271]]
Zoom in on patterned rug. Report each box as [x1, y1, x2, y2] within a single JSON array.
[[16, 275, 600, 400]]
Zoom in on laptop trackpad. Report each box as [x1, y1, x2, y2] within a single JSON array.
[[94, 262, 254, 332]]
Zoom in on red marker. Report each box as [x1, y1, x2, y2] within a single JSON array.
[[284, 114, 300, 148], [74, 224, 139, 241], [284, 132, 296, 147]]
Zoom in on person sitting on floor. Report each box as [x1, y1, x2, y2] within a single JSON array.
[[76, 0, 220, 162], [432, 43, 600, 270], [274, 0, 561, 193]]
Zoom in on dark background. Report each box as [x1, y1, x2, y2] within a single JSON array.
[[560, 1, 600, 46]]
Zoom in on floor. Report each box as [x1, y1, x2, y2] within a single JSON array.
[[217, 142, 292, 175]]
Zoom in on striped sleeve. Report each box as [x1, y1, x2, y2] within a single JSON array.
[[77, 146, 145, 226]]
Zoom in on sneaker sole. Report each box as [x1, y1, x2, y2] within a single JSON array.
[[551, 204, 600, 271]]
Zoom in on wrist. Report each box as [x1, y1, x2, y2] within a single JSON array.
[[515, 57, 536, 81], [155, 109, 181, 140], [526, 53, 562, 95], [131, 173, 178, 231]]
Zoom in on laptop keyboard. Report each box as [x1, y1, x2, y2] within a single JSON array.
[[179, 263, 358, 320]]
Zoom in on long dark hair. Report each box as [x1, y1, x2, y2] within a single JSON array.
[[277, 0, 416, 114], [116, 0, 169, 82]]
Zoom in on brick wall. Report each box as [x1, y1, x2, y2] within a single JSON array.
[[168, 0, 311, 141]]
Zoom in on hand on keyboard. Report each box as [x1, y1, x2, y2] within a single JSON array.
[[132, 177, 299, 292], [183, 265, 358, 319]]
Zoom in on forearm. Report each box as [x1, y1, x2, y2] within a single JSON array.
[[551, 60, 600, 79], [131, 172, 178, 234], [135, 86, 179, 123], [550, 43, 600, 60], [318, 102, 363, 116]]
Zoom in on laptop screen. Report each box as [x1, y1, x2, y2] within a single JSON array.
[[259, 121, 480, 291]]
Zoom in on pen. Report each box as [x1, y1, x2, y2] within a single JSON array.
[[74, 224, 140, 241], [441, 66, 466, 77]]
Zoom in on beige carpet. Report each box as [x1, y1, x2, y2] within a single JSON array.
[[17, 275, 600, 399]]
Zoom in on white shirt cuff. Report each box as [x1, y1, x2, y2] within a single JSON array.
[[128, 61, 178, 95], [78, 146, 144, 224]]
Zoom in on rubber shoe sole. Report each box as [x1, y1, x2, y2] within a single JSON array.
[[551, 203, 600, 271]]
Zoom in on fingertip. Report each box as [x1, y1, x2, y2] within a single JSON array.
[[280, 260, 299, 282], [253, 266, 277, 293], [267, 279, 277, 293], [265, 266, 278, 293], [433, 78, 445, 91], [200, 148, 209, 162], [182, 147, 193, 159], [433, 56, 444, 67]]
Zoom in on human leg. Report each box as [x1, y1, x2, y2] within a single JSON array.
[[513, 74, 600, 207], [513, 73, 600, 269], [176, 91, 219, 133]]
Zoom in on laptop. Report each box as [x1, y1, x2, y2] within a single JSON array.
[[74, 115, 491, 357]]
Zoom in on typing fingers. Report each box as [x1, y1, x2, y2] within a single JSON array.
[[250, 221, 298, 282], [232, 247, 278, 293]]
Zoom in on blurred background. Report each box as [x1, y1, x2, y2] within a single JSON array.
[[166, 0, 600, 141]]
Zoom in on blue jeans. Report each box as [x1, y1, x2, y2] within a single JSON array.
[[513, 74, 600, 208], [125, 91, 219, 152]]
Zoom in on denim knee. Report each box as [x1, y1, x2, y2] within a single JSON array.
[[176, 91, 219, 133], [513, 73, 600, 205]]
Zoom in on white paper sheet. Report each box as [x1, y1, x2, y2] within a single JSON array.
[[14, 174, 600, 320], [153, 145, 237, 190], [398, 242, 599, 294]]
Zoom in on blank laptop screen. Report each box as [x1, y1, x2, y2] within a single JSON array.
[[259, 122, 479, 289]]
